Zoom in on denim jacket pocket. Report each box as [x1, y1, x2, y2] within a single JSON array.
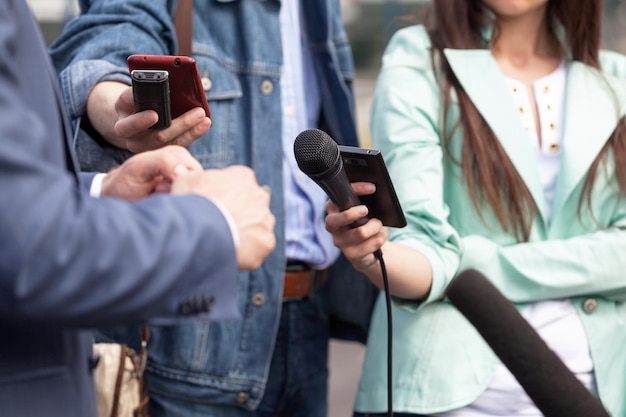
[[186, 55, 243, 168]]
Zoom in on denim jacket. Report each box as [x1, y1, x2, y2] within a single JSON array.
[[50, 0, 371, 410]]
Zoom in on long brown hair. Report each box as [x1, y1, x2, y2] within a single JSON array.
[[427, 0, 626, 241]]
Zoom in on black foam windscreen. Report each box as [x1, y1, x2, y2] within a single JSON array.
[[446, 269, 609, 417], [293, 128, 341, 180]]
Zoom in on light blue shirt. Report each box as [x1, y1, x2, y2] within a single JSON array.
[[280, 0, 339, 268]]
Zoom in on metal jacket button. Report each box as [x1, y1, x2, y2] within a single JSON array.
[[251, 293, 266, 306], [260, 80, 273, 95], [236, 392, 249, 403], [201, 76, 212, 91]]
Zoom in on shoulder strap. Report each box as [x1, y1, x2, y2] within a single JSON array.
[[174, 0, 193, 56]]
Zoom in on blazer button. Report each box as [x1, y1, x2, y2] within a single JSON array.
[[178, 300, 192, 315], [582, 298, 598, 314], [201, 295, 214, 312]]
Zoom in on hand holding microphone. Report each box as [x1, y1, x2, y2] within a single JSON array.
[[295, 129, 397, 417], [294, 129, 385, 271]]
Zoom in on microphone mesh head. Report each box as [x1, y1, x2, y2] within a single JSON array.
[[293, 129, 340, 179]]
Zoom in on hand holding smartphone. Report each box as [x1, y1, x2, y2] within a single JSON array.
[[128, 54, 211, 129]]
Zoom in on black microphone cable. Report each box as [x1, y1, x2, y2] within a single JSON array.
[[373, 248, 394, 417]]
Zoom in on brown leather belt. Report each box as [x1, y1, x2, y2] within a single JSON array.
[[283, 263, 329, 300]]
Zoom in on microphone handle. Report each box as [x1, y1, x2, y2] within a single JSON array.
[[315, 169, 368, 227]]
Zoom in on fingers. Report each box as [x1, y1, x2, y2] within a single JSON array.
[[330, 215, 383, 250], [114, 107, 211, 153], [168, 108, 212, 147], [113, 110, 160, 144], [324, 203, 386, 271], [156, 146, 204, 178], [325, 205, 369, 232], [115, 86, 136, 115], [351, 182, 376, 196], [339, 225, 385, 259], [324, 182, 374, 215], [118, 145, 203, 194]]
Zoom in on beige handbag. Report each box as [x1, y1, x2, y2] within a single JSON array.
[[93, 329, 149, 417]]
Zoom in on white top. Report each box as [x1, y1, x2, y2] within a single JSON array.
[[436, 61, 595, 416]]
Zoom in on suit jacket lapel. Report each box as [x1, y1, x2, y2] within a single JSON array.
[[551, 62, 623, 218], [444, 48, 548, 223]]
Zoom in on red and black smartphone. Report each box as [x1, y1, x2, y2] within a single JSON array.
[[127, 54, 211, 124]]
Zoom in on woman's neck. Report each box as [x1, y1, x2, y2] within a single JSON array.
[[490, 9, 562, 83]]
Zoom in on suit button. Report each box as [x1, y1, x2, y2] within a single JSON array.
[[236, 392, 249, 404], [178, 300, 192, 315], [201, 295, 214, 312], [582, 298, 598, 314]]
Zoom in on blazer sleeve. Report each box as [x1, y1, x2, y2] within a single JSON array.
[[370, 26, 463, 306], [0, 2, 239, 327], [461, 211, 626, 304], [1, 167, 241, 327]]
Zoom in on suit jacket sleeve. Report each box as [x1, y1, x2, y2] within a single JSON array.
[[0, 0, 239, 327]]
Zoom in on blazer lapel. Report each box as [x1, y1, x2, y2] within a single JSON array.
[[444, 49, 548, 223], [551, 62, 623, 218]]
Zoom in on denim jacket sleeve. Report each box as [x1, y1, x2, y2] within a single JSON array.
[[49, 0, 178, 122]]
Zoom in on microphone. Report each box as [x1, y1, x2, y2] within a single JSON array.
[[295, 128, 390, 414], [446, 269, 609, 417], [294, 128, 368, 227]]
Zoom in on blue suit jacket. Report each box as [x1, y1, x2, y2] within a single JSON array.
[[0, 1, 240, 416]]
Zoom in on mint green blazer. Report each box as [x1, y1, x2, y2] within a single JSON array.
[[356, 25, 626, 415]]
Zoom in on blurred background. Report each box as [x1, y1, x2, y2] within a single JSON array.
[[25, 1, 626, 416], [27, 0, 626, 146]]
